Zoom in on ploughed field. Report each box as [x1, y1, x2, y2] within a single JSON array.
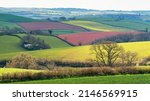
[[58, 31, 142, 45], [18, 22, 88, 32]]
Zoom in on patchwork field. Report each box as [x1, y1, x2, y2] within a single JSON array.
[[79, 17, 150, 31], [18, 22, 88, 31], [58, 31, 142, 45], [0, 41, 150, 61], [63, 20, 130, 32]]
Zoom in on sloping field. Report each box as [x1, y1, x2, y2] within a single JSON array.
[[0, 41, 150, 61], [35, 35, 71, 48], [0, 21, 21, 29], [63, 20, 130, 32], [58, 31, 142, 45], [79, 17, 150, 31], [17, 34, 71, 48], [0, 35, 26, 54], [0, 34, 71, 54], [18, 22, 88, 31], [0, 14, 37, 22]]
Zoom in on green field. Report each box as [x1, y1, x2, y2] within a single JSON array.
[[51, 30, 81, 35], [13, 74, 150, 84], [0, 35, 25, 54], [79, 16, 150, 31], [63, 20, 129, 32], [0, 41, 150, 61], [0, 14, 37, 22], [17, 34, 71, 48], [0, 21, 21, 29], [0, 34, 71, 54]]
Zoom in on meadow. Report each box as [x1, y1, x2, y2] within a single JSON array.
[[0, 35, 25, 54], [17, 34, 71, 48], [0, 41, 150, 61]]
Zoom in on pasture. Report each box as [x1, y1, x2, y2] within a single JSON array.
[[17, 34, 71, 48], [0, 35, 25, 54]]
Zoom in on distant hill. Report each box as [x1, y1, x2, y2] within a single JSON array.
[[0, 14, 38, 22]]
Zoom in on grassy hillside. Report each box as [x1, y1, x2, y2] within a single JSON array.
[[0, 14, 37, 22], [63, 20, 129, 32], [17, 34, 71, 48], [0, 21, 21, 29], [0, 41, 150, 61], [0, 35, 25, 54], [79, 17, 150, 31], [14, 74, 150, 84]]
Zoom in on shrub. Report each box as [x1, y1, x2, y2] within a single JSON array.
[[1, 67, 150, 83], [6, 53, 38, 69], [140, 56, 150, 66], [37, 58, 56, 70]]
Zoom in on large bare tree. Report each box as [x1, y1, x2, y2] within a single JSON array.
[[91, 41, 123, 67]]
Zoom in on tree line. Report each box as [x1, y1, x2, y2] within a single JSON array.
[[93, 32, 150, 44]]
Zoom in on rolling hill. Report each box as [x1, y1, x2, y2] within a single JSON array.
[[0, 35, 26, 54], [0, 34, 71, 54], [79, 16, 150, 31], [0, 41, 150, 61], [58, 31, 142, 45], [63, 20, 130, 32], [0, 14, 37, 22], [0, 21, 21, 29], [17, 34, 71, 48]]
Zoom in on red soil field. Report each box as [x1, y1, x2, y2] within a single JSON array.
[[18, 22, 87, 31], [58, 31, 142, 45]]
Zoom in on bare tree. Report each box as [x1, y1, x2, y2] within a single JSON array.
[[91, 41, 123, 67], [121, 51, 138, 66]]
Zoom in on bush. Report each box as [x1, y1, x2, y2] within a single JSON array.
[[6, 53, 38, 69], [140, 56, 150, 66], [1, 66, 150, 83]]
